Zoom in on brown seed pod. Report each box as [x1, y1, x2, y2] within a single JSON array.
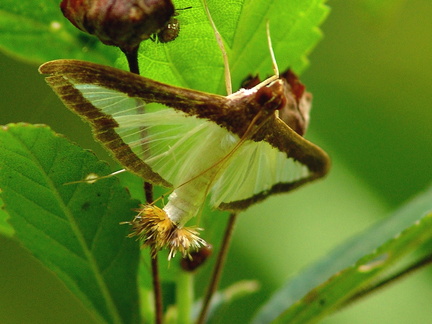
[[60, 0, 175, 52], [180, 245, 213, 271]]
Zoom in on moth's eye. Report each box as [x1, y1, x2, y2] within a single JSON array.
[[255, 87, 274, 106], [255, 86, 285, 114]]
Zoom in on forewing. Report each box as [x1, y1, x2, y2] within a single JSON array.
[[39, 60, 228, 187], [118, 108, 237, 188]]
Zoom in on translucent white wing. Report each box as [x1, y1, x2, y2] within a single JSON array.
[[211, 139, 310, 206], [75, 84, 240, 187], [64, 83, 311, 208], [40, 60, 330, 211]]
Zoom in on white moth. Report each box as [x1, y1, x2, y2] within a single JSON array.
[[39, 6, 329, 259]]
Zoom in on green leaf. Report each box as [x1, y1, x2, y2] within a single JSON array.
[[0, 123, 141, 324], [0, 196, 14, 237], [252, 185, 432, 324], [0, 0, 118, 64], [133, 0, 329, 93]]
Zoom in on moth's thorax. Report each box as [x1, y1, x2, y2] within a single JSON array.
[[239, 71, 312, 137], [223, 79, 285, 138], [163, 128, 232, 226], [227, 87, 258, 99]]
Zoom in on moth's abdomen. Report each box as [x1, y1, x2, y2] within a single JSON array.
[[164, 173, 215, 227], [161, 128, 238, 227]]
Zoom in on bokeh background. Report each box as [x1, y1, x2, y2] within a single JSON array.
[[1, 0, 431, 323]]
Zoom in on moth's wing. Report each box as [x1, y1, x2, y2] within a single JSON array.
[[40, 59, 330, 210], [211, 140, 305, 205], [118, 108, 234, 187], [39, 59, 229, 187], [212, 118, 330, 211]]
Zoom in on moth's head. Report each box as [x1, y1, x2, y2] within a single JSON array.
[[255, 80, 286, 112], [240, 70, 312, 136]]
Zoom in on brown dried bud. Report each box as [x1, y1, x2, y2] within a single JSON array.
[[279, 69, 311, 136], [60, 0, 175, 52], [180, 245, 213, 272]]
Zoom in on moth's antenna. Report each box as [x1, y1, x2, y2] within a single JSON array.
[[266, 21, 279, 78], [253, 21, 280, 90], [202, 0, 232, 95]]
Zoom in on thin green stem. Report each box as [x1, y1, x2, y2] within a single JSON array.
[[196, 212, 238, 324], [151, 253, 163, 324], [122, 45, 161, 323], [177, 270, 194, 324], [123, 47, 154, 205]]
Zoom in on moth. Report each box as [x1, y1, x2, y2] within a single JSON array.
[[39, 59, 329, 256], [39, 9, 330, 258]]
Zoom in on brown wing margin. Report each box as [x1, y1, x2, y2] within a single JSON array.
[[264, 117, 330, 176], [39, 59, 230, 120]]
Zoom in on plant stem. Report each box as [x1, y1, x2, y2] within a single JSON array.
[[123, 46, 155, 205], [144, 181, 154, 204], [196, 212, 238, 324], [123, 46, 140, 75], [177, 270, 194, 324], [122, 45, 162, 323], [151, 252, 164, 324]]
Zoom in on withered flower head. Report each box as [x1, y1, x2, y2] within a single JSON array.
[[126, 204, 208, 260], [60, 0, 175, 52]]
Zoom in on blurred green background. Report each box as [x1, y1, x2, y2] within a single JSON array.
[[1, 0, 431, 323]]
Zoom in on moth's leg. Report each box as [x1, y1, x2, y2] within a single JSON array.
[[202, 0, 232, 95], [64, 169, 127, 185]]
